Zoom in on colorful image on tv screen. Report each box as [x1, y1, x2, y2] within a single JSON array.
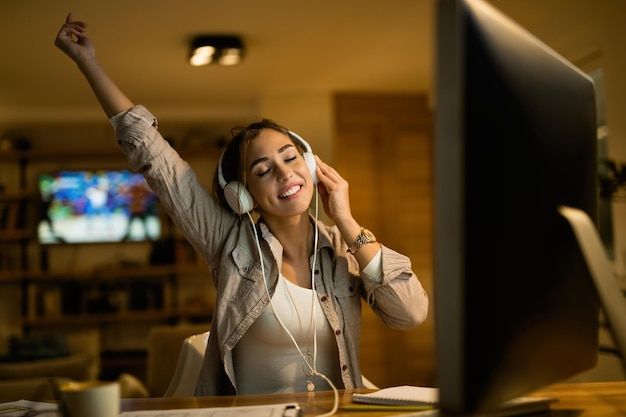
[[38, 170, 161, 244]]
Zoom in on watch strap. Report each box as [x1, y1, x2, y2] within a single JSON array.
[[347, 228, 376, 255]]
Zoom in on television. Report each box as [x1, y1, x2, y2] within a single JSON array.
[[434, 0, 600, 415], [37, 169, 161, 244]]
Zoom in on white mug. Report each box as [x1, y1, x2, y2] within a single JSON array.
[[59, 381, 120, 417]]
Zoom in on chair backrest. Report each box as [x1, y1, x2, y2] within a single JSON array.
[[146, 324, 210, 396], [163, 331, 210, 397]]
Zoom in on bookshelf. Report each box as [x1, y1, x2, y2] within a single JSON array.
[[0, 147, 218, 347]]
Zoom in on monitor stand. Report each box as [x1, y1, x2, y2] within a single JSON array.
[[559, 205, 626, 376]]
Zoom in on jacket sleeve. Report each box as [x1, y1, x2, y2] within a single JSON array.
[[360, 244, 429, 330], [111, 105, 235, 264]]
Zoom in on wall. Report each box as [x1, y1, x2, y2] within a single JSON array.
[[601, 7, 626, 279], [258, 92, 334, 162], [334, 93, 435, 387]]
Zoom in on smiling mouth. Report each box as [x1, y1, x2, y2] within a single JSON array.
[[279, 185, 301, 198]]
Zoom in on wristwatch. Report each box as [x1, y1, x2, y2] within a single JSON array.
[[347, 228, 377, 255]]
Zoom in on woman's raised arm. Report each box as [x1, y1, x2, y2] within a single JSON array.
[[55, 13, 134, 118]]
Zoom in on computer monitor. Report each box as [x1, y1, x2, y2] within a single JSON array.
[[434, 0, 600, 415]]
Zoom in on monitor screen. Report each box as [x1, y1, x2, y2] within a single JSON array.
[[38, 169, 161, 244], [434, 0, 600, 414]]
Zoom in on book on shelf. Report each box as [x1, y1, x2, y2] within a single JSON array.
[[0, 200, 26, 231]]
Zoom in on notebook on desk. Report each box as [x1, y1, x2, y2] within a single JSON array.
[[346, 385, 436, 412], [352, 385, 438, 406]]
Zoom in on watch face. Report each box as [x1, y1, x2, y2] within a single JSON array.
[[363, 229, 375, 241]]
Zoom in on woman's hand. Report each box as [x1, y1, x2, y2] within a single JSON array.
[[315, 155, 381, 263], [53, 13, 134, 119], [55, 13, 94, 64], [314, 155, 353, 224]]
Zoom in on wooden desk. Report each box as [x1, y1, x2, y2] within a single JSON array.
[[121, 381, 626, 416]]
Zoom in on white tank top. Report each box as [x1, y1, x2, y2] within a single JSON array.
[[232, 275, 342, 394]]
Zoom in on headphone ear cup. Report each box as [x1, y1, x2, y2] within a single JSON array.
[[303, 151, 318, 184], [223, 181, 254, 214]]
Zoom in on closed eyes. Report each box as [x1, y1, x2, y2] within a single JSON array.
[[256, 155, 299, 177]]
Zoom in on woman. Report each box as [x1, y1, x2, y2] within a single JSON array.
[[55, 13, 429, 396]]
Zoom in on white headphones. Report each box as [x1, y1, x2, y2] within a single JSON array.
[[217, 131, 318, 214]]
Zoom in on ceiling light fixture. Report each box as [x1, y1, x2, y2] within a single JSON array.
[[189, 35, 245, 67]]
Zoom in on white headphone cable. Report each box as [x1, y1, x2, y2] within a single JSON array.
[[247, 211, 312, 371], [246, 184, 338, 417], [309, 186, 339, 417]]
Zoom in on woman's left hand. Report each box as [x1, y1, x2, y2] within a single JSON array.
[[314, 155, 353, 223]]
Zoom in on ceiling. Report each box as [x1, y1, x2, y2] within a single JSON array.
[[0, 0, 609, 125]]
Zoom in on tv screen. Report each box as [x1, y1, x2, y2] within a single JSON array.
[[434, 0, 600, 414], [38, 169, 161, 244]]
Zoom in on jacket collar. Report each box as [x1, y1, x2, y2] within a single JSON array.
[[255, 214, 335, 257]]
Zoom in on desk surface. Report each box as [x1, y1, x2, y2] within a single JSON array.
[[120, 381, 626, 416]]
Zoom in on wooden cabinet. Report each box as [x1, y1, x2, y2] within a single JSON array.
[[334, 93, 435, 388]]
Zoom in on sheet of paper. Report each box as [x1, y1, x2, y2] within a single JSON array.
[[119, 402, 301, 417], [0, 400, 58, 416]]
